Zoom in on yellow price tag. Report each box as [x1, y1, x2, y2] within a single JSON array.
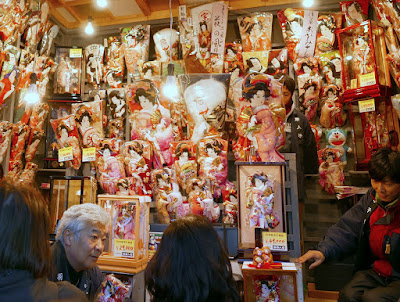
[[69, 48, 82, 58], [359, 72, 376, 87], [358, 98, 375, 113], [262, 232, 288, 252], [82, 147, 96, 162], [350, 78, 358, 89], [58, 147, 73, 162], [114, 239, 135, 258]]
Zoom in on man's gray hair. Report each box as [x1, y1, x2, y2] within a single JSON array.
[[56, 203, 111, 244]]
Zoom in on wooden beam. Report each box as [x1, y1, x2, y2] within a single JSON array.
[[64, 5, 82, 22], [49, 3, 76, 29], [135, 0, 151, 16], [63, 0, 92, 6]]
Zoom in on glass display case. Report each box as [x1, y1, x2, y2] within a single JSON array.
[[347, 97, 400, 170], [97, 194, 151, 274], [49, 176, 97, 233], [338, 20, 391, 100]]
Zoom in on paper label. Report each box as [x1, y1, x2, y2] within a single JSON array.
[[262, 232, 288, 252], [113, 239, 135, 258], [359, 72, 376, 87], [358, 98, 375, 113], [69, 48, 82, 58], [179, 5, 187, 21], [351, 78, 358, 89], [58, 147, 73, 162], [82, 147, 96, 162], [210, 2, 228, 55], [298, 10, 318, 58]]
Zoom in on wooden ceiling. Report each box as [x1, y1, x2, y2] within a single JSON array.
[[48, 0, 306, 30]]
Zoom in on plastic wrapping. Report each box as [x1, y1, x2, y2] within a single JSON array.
[[50, 114, 81, 170], [233, 74, 285, 162], [123, 140, 152, 195], [153, 28, 179, 62], [121, 25, 150, 78], [96, 138, 125, 194], [237, 13, 273, 52], [126, 80, 173, 167], [104, 36, 124, 88], [72, 101, 103, 148], [85, 44, 105, 89]]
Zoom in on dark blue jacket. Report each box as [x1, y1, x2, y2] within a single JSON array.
[[317, 188, 400, 275]]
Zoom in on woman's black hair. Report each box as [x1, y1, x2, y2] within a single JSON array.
[[285, 17, 303, 34], [243, 81, 271, 101], [369, 148, 400, 183], [301, 61, 314, 72], [128, 141, 144, 156], [251, 172, 268, 185], [0, 181, 51, 278], [324, 61, 340, 79], [78, 110, 92, 124], [145, 214, 239, 302], [133, 88, 156, 105]]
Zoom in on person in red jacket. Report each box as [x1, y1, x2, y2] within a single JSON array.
[[297, 147, 400, 301]]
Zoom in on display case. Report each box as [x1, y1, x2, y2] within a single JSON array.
[[97, 194, 151, 274], [44, 100, 77, 168], [236, 162, 286, 250], [338, 20, 391, 100], [53, 47, 83, 100], [49, 176, 97, 233], [347, 97, 400, 170], [242, 261, 299, 302]]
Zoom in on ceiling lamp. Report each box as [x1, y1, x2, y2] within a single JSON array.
[[303, 0, 314, 8], [97, 0, 107, 8], [85, 16, 94, 35], [162, 0, 180, 101], [25, 73, 40, 105]]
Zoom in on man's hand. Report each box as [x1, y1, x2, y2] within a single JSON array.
[[295, 250, 325, 269]]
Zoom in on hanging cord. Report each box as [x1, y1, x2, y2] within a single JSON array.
[[169, 0, 173, 63]]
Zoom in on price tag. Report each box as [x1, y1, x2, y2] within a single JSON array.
[[69, 48, 82, 58], [114, 239, 135, 258], [262, 232, 288, 252], [58, 147, 73, 162], [350, 78, 358, 89], [358, 98, 375, 113], [179, 5, 187, 21], [359, 72, 376, 87], [82, 147, 96, 162]]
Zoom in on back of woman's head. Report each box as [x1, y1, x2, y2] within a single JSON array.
[[0, 180, 51, 278], [145, 214, 238, 302]]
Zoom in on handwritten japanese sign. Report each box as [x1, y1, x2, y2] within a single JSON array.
[[179, 5, 187, 21], [262, 232, 288, 252], [69, 48, 82, 58], [58, 147, 73, 162], [114, 239, 135, 258], [82, 147, 96, 162], [210, 2, 228, 55], [298, 10, 318, 58], [359, 72, 376, 87], [358, 98, 375, 113]]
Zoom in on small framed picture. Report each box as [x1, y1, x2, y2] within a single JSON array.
[[236, 162, 286, 249]]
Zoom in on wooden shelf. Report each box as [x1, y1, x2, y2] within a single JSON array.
[[97, 253, 148, 275]]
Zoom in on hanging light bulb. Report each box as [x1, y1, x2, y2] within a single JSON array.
[[85, 16, 94, 35], [25, 73, 40, 105], [162, 63, 179, 101], [303, 0, 314, 8], [97, 0, 107, 8]]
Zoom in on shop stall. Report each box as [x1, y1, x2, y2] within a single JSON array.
[[1, 0, 400, 300]]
